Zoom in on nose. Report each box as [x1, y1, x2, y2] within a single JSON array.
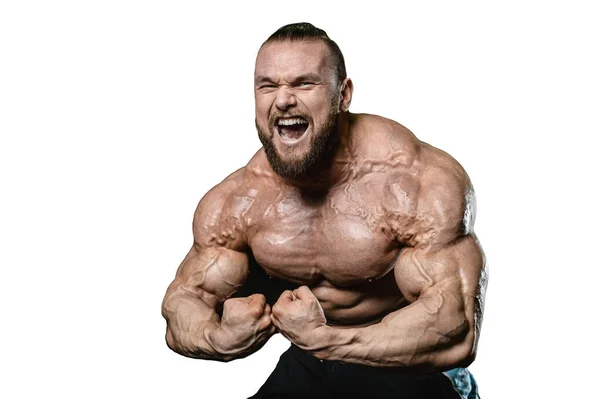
[[274, 86, 297, 111]]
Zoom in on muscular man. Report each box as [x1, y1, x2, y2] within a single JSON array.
[[162, 23, 486, 399]]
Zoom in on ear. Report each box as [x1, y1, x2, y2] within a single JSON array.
[[339, 78, 354, 112]]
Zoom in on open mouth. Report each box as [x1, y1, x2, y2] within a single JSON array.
[[276, 117, 309, 141]]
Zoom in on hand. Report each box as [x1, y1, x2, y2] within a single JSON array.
[[271, 286, 328, 350], [209, 294, 276, 359]]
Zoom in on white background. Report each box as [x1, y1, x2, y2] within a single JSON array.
[[1, 1, 598, 398]]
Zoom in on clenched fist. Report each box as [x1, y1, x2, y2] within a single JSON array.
[[208, 294, 276, 360], [271, 286, 328, 351]]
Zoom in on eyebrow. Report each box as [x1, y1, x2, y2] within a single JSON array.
[[255, 76, 275, 85]]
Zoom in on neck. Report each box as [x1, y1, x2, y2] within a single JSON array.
[[280, 112, 354, 194]]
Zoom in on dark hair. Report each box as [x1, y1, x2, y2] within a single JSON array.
[[262, 22, 347, 85]]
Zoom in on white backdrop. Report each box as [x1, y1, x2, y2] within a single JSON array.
[[1, 1, 598, 398]]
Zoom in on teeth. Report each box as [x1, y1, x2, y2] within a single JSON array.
[[278, 118, 307, 126]]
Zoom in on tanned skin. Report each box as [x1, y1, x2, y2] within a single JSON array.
[[162, 40, 487, 373]]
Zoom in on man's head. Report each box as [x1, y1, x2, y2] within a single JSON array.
[[254, 23, 353, 180]]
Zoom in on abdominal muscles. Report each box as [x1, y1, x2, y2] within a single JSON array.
[[311, 272, 407, 326]]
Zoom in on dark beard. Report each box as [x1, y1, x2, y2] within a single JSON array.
[[256, 109, 339, 180]]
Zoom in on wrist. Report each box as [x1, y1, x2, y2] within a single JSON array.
[[204, 322, 236, 360], [309, 325, 359, 362], [305, 325, 335, 358]]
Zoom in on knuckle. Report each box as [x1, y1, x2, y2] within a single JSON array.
[[249, 294, 266, 309], [281, 290, 292, 298], [250, 303, 264, 317], [259, 315, 272, 330]]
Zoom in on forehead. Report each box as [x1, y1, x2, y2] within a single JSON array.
[[255, 40, 334, 79]]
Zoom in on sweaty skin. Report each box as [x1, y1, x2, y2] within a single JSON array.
[[162, 40, 487, 373]]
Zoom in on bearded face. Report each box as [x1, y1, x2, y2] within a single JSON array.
[[254, 40, 342, 179], [255, 97, 339, 179]]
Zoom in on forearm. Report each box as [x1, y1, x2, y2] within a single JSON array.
[[162, 287, 225, 360], [163, 287, 274, 362], [310, 290, 475, 372]]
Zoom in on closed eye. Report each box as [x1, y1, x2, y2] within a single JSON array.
[[257, 84, 277, 91]]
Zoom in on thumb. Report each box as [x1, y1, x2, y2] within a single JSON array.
[[248, 293, 267, 308], [293, 286, 315, 301], [276, 290, 295, 304]]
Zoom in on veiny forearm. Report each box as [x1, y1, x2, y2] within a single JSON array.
[[311, 285, 475, 372], [162, 286, 224, 360]]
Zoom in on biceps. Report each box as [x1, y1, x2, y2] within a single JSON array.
[[169, 245, 249, 306], [394, 235, 485, 306]]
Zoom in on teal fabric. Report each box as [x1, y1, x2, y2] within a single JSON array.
[[443, 368, 479, 399]]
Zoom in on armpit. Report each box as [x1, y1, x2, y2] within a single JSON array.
[[383, 211, 437, 247]]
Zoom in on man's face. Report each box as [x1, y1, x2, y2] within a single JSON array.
[[254, 40, 341, 179]]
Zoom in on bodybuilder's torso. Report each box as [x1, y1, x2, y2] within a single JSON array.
[[222, 115, 431, 326]]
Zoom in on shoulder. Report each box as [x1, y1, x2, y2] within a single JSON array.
[[416, 143, 475, 244], [379, 125, 475, 248], [192, 167, 248, 249], [192, 150, 281, 250]]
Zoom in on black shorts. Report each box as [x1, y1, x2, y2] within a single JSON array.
[[249, 345, 477, 399]]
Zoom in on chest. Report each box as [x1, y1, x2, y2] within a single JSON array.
[[247, 183, 400, 287]]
